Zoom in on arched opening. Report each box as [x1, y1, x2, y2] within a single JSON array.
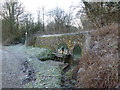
[[57, 43, 69, 54], [73, 45, 82, 60]]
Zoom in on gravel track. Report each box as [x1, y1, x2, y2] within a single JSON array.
[[2, 48, 26, 88]]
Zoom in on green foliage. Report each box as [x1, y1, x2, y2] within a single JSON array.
[[73, 45, 82, 61], [66, 25, 78, 32], [38, 49, 55, 61], [65, 68, 73, 79]]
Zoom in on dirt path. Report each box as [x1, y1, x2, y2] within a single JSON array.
[[1, 47, 28, 88]]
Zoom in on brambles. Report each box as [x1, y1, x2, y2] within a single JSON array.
[[75, 24, 118, 88]]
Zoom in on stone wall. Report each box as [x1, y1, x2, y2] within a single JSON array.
[[33, 32, 86, 54]]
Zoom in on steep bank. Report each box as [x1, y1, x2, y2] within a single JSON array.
[[74, 24, 119, 88]]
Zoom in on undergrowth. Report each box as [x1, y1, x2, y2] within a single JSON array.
[[75, 23, 119, 88]]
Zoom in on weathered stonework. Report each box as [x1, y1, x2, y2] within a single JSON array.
[[30, 32, 89, 54]]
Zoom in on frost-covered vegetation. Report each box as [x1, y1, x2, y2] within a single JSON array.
[[4, 45, 46, 57], [24, 60, 61, 88], [4, 45, 63, 88]]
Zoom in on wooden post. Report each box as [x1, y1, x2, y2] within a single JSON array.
[[25, 31, 27, 46]]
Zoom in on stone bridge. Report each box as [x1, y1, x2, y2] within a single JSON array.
[[26, 31, 91, 59]]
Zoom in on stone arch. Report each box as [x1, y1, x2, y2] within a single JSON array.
[[73, 45, 82, 60], [57, 43, 69, 54]]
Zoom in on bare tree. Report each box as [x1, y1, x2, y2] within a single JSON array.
[[49, 7, 66, 31], [42, 7, 45, 31], [76, 0, 119, 29], [48, 7, 74, 34], [1, 0, 24, 44], [1, 0, 24, 31]]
